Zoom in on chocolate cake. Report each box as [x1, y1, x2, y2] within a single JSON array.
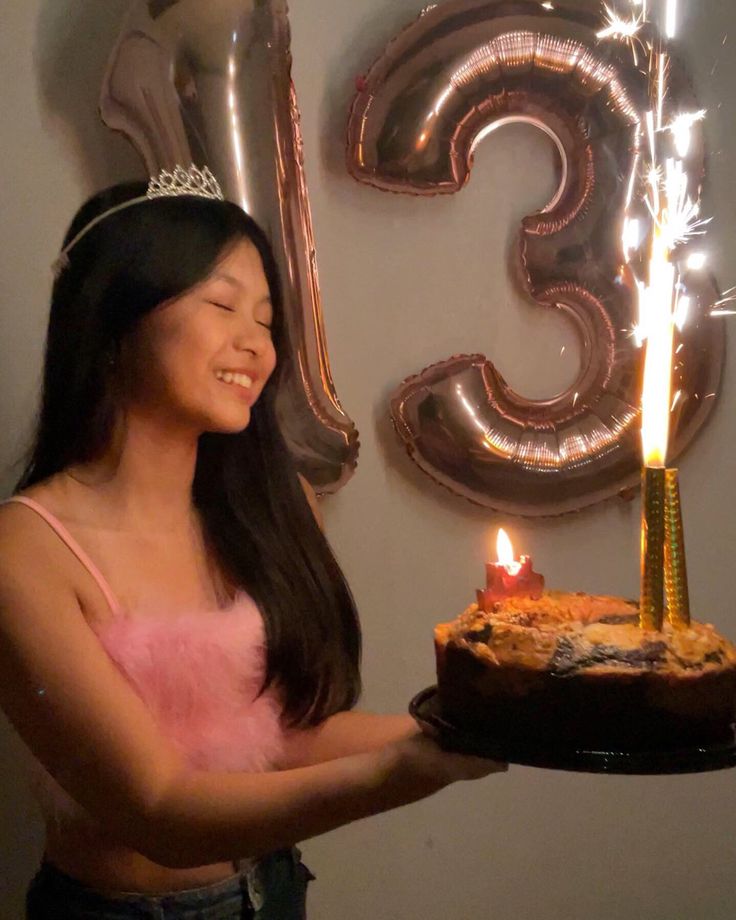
[[434, 592, 736, 750]]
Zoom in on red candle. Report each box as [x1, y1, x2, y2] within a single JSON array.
[[477, 529, 545, 610]]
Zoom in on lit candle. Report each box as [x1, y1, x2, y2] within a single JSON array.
[[639, 220, 673, 631], [477, 529, 545, 611], [637, 146, 693, 629]]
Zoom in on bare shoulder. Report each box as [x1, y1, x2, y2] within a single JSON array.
[[0, 492, 52, 554], [0, 483, 62, 547], [0, 500, 77, 630], [0, 487, 86, 607], [297, 473, 324, 531]]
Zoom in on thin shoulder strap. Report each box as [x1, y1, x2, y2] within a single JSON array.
[[2, 496, 122, 616]]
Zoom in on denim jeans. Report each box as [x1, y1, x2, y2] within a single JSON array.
[[25, 848, 315, 919]]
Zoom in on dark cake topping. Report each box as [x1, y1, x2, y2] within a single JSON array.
[[465, 623, 493, 644], [550, 637, 667, 675], [586, 642, 667, 668], [549, 637, 578, 674], [597, 614, 640, 626]]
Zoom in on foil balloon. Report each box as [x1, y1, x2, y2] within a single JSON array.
[[100, 0, 358, 493], [347, 0, 723, 516]]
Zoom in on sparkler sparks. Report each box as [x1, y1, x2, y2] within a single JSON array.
[[666, 110, 706, 157], [665, 0, 678, 38], [597, 3, 648, 62], [597, 4, 644, 41], [673, 293, 690, 331], [659, 158, 710, 250], [686, 251, 707, 270], [710, 287, 736, 316], [597, 2, 724, 416], [623, 217, 643, 261], [629, 1, 712, 442]]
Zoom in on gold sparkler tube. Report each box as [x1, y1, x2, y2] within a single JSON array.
[[640, 466, 666, 630], [664, 468, 691, 627]]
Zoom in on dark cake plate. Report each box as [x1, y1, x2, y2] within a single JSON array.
[[410, 686, 736, 775]]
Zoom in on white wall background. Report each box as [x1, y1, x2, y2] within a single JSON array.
[[2, 1, 735, 917]]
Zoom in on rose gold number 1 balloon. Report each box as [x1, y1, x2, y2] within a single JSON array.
[[347, 0, 722, 516], [101, 0, 359, 492]]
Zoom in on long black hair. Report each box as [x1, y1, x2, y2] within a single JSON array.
[[16, 180, 361, 727]]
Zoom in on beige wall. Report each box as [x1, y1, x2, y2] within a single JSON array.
[[2, 1, 735, 917]]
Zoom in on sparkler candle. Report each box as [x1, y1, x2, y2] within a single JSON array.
[[639, 222, 673, 631], [664, 468, 691, 626], [640, 466, 667, 630], [477, 529, 544, 610], [636, 0, 696, 631]]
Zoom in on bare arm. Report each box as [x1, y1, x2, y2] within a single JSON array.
[[278, 711, 418, 769], [148, 741, 436, 867], [0, 505, 503, 871]]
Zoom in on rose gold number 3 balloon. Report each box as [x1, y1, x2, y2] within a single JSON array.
[[347, 0, 723, 515], [100, 0, 359, 493]]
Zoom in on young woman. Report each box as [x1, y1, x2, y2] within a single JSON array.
[[0, 169, 506, 919]]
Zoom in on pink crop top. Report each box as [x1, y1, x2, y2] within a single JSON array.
[[2, 495, 285, 831]]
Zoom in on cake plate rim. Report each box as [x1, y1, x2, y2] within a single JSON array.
[[409, 685, 736, 776]]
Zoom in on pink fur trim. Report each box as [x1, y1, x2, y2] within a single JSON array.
[[93, 593, 284, 772]]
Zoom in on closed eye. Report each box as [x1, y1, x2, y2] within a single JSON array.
[[209, 301, 272, 330]]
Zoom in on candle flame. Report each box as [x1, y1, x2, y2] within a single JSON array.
[[496, 528, 521, 574]]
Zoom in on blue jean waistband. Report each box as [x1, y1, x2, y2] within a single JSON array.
[[27, 858, 250, 909], [27, 848, 312, 919]]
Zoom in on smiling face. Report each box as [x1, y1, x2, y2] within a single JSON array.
[[123, 238, 278, 436]]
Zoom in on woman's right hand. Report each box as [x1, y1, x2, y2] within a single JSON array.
[[376, 730, 508, 809]]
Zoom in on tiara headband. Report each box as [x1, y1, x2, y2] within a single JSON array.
[[52, 164, 225, 279]]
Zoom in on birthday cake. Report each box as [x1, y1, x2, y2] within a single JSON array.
[[434, 591, 736, 750]]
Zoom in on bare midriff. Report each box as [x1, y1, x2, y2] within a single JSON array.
[[43, 819, 241, 894]]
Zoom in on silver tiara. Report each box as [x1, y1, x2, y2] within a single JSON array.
[[52, 164, 225, 279]]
